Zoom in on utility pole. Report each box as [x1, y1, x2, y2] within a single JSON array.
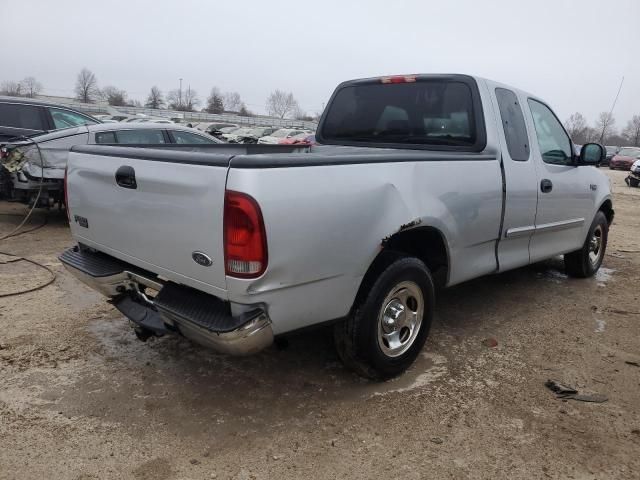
[[600, 76, 624, 144], [179, 78, 183, 109]]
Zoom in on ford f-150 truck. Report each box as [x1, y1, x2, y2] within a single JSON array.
[[60, 74, 612, 379]]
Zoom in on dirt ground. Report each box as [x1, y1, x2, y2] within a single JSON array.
[[1, 169, 639, 480]]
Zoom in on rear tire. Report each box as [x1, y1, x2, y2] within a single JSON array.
[[564, 211, 608, 278], [334, 255, 435, 380]]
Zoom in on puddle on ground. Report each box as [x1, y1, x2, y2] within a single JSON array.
[[595, 267, 616, 287], [536, 269, 568, 284], [367, 352, 448, 397]]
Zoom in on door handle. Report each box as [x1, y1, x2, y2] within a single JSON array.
[[540, 179, 553, 193], [115, 165, 137, 189]]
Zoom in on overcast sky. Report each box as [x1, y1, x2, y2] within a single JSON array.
[[2, 0, 639, 126]]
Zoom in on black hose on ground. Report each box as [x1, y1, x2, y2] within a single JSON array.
[[0, 139, 57, 297]]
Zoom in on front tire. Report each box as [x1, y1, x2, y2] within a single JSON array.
[[334, 255, 435, 380], [564, 211, 608, 278]]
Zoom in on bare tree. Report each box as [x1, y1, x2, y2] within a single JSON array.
[[145, 86, 165, 109], [0, 80, 23, 96], [223, 92, 242, 112], [74, 68, 100, 103], [595, 112, 616, 144], [101, 86, 128, 106], [581, 127, 598, 143], [293, 106, 314, 121], [183, 86, 199, 112], [167, 89, 182, 110], [238, 103, 252, 117], [266, 90, 299, 119], [19, 77, 43, 98], [168, 86, 199, 111], [622, 115, 640, 147], [206, 87, 225, 114], [565, 113, 588, 143]]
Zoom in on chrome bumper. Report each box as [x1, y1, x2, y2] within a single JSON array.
[[60, 248, 273, 356]]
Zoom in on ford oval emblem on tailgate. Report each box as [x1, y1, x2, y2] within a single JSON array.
[[192, 251, 213, 267]]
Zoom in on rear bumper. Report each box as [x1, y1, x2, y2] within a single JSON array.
[[59, 247, 273, 355]]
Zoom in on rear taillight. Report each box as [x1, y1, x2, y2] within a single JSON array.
[[224, 190, 267, 278], [64, 167, 70, 222]]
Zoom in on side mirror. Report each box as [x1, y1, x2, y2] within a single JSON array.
[[579, 143, 605, 166]]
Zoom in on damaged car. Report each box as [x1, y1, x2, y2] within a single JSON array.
[[0, 96, 99, 143], [0, 123, 221, 207]]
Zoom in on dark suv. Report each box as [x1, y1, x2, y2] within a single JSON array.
[[0, 96, 99, 142]]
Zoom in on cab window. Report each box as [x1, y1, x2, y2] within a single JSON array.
[[528, 99, 573, 165]]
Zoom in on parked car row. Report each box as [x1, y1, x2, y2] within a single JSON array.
[[609, 147, 640, 170], [0, 119, 220, 207], [0, 95, 321, 207]]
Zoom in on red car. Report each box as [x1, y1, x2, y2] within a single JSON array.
[[610, 147, 640, 170], [278, 133, 316, 145]]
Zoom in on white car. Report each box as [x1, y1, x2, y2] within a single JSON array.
[[258, 128, 312, 144], [222, 127, 254, 142]]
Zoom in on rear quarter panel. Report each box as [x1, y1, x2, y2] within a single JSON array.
[[226, 150, 503, 334]]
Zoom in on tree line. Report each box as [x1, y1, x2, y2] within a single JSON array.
[[2, 67, 316, 121], [565, 112, 640, 147]]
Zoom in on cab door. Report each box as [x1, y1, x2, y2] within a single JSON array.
[[526, 99, 594, 262]]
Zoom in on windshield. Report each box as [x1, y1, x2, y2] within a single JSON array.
[[231, 128, 252, 136], [618, 148, 640, 157], [606, 146, 617, 153], [321, 80, 478, 148]]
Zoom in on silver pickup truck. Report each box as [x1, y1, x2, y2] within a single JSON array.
[[60, 74, 613, 379]]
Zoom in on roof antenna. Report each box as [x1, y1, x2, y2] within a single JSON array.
[[599, 76, 624, 144]]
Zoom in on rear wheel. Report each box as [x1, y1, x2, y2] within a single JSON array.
[[564, 211, 608, 278], [334, 255, 434, 380]]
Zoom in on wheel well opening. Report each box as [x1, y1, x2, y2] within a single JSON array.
[[599, 200, 614, 225], [379, 227, 450, 289], [350, 227, 449, 317]]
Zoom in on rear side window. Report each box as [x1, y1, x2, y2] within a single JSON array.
[[495, 88, 530, 161], [49, 107, 97, 129], [112, 129, 166, 144], [0, 103, 44, 130], [320, 78, 485, 150], [95, 131, 117, 144]]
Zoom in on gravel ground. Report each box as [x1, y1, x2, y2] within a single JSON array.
[[0, 169, 639, 480]]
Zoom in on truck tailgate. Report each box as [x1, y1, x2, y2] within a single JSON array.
[[66, 146, 232, 294]]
